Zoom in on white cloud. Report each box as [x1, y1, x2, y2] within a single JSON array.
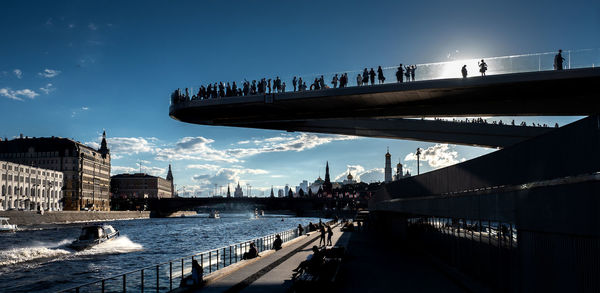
[[111, 164, 166, 177], [71, 106, 90, 118], [190, 167, 268, 195], [357, 168, 384, 183], [333, 165, 383, 183], [187, 164, 221, 171], [0, 88, 39, 101], [86, 136, 157, 157], [68, 23, 75, 29], [334, 165, 366, 181], [39, 83, 54, 94], [404, 144, 461, 169], [13, 69, 22, 79], [38, 69, 61, 78], [88, 23, 97, 30], [155, 133, 355, 163]]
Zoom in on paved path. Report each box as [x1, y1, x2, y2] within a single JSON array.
[[190, 224, 470, 293]]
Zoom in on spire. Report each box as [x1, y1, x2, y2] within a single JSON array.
[[227, 184, 231, 198], [323, 161, 332, 194], [99, 130, 110, 158], [166, 164, 173, 181], [385, 148, 392, 182], [270, 186, 274, 198]]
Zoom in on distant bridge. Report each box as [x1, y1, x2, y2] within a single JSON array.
[[147, 196, 358, 216], [169, 68, 600, 148]]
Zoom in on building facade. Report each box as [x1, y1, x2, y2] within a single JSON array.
[[234, 182, 243, 197], [0, 132, 111, 211], [110, 172, 173, 199], [1, 160, 64, 211]]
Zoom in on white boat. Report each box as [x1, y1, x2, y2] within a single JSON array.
[[69, 224, 120, 251], [0, 217, 17, 232], [209, 210, 220, 219]]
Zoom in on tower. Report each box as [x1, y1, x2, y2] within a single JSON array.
[[166, 164, 174, 197], [270, 186, 275, 198], [99, 130, 110, 159], [385, 147, 392, 182], [323, 161, 332, 194], [227, 184, 231, 198], [395, 159, 403, 180]]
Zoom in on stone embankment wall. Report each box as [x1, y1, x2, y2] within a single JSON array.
[[0, 210, 150, 226]]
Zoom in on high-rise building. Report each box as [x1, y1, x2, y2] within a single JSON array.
[[0, 132, 111, 211], [234, 182, 243, 197], [385, 148, 392, 182]]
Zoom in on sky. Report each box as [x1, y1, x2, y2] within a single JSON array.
[[1, 0, 599, 197]]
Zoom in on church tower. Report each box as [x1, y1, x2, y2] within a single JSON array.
[[323, 161, 332, 194], [227, 184, 231, 198], [270, 186, 275, 198], [99, 130, 110, 159], [385, 147, 392, 182], [166, 164, 174, 197], [395, 159, 403, 180]]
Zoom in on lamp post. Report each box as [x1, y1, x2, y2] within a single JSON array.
[[416, 148, 422, 175]]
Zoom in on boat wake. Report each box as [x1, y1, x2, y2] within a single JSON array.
[[75, 236, 143, 256], [0, 239, 72, 266], [0, 237, 143, 267]]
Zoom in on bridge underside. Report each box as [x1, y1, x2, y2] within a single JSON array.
[[240, 118, 552, 148]]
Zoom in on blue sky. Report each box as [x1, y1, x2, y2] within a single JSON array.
[[1, 0, 599, 196]]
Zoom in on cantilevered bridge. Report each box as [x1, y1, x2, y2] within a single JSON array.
[[170, 68, 600, 148]]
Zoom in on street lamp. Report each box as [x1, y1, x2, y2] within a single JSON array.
[[416, 148, 422, 175]]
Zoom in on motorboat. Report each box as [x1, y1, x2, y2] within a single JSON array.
[[69, 224, 120, 251], [0, 217, 17, 232], [209, 210, 220, 219]]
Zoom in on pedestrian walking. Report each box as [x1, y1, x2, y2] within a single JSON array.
[[331, 74, 339, 88], [326, 225, 333, 246], [461, 65, 468, 78], [363, 68, 369, 85], [396, 64, 404, 83], [292, 76, 297, 91], [319, 225, 326, 246], [478, 59, 488, 76], [377, 66, 385, 84], [554, 49, 565, 70], [369, 68, 376, 85]]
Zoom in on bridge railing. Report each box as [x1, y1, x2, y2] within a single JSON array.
[[57, 225, 307, 293], [171, 48, 599, 104]]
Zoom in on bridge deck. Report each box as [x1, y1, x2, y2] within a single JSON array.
[[170, 68, 600, 125]]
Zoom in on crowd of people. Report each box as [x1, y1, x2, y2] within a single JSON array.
[[434, 117, 558, 128], [170, 62, 423, 104], [171, 50, 567, 104]]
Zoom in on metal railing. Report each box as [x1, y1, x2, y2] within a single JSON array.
[[407, 216, 518, 291], [171, 48, 600, 104], [57, 226, 303, 293]]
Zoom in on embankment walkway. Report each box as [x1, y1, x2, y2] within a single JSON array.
[[191, 223, 469, 293]]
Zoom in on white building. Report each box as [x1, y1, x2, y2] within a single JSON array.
[[0, 160, 64, 211]]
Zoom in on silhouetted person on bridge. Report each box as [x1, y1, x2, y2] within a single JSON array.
[[396, 64, 404, 82], [410, 65, 417, 81], [332, 74, 338, 88], [478, 59, 488, 76], [357, 74, 363, 86], [298, 224, 304, 236], [369, 68, 376, 85], [377, 66, 385, 84], [326, 225, 333, 246], [404, 65, 411, 81], [554, 49, 565, 70], [363, 68, 369, 85], [292, 76, 297, 91], [462, 65, 468, 78], [281, 82, 286, 92]]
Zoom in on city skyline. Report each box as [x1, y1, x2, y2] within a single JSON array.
[[1, 0, 598, 196]]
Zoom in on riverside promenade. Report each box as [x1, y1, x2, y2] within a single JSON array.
[[190, 223, 469, 293]]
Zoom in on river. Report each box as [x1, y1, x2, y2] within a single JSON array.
[[0, 213, 322, 292]]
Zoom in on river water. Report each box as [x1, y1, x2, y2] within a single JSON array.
[[0, 213, 322, 292]]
